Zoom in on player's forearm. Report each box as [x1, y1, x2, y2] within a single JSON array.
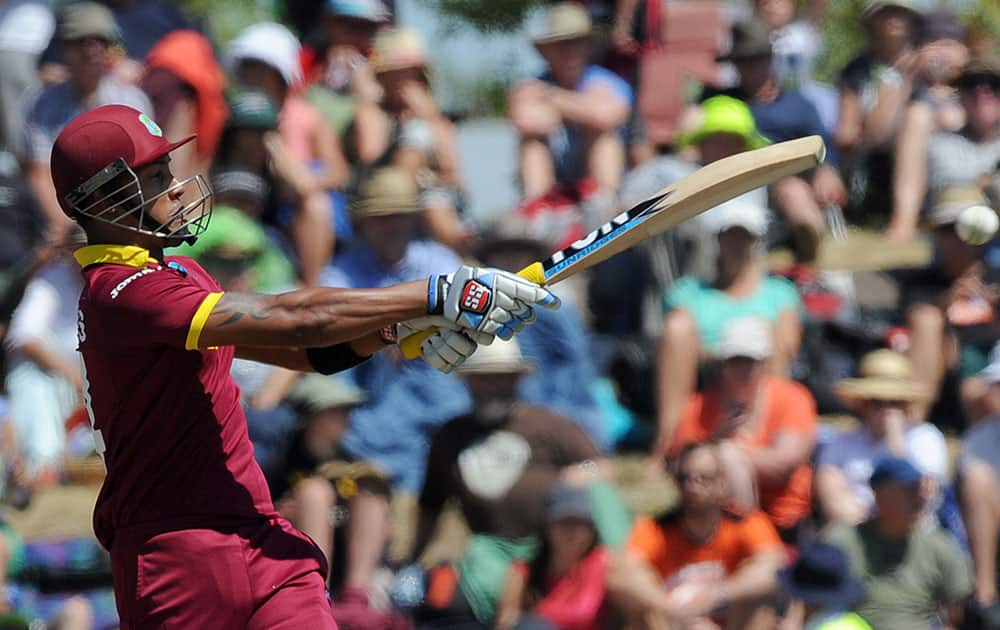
[[202, 282, 427, 349], [719, 550, 783, 605], [16, 339, 76, 379]]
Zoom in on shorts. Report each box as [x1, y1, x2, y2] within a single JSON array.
[[110, 516, 337, 630]]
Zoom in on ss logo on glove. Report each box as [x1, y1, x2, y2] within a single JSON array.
[[460, 281, 491, 313]]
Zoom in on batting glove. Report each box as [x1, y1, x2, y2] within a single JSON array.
[[398, 317, 488, 373], [428, 266, 560, 339]]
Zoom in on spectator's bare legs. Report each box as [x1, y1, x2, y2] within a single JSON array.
[[656, 310, 700, 455], [888, 103, 933, 241], [586, 128, 626, 195], [344, 488, 391, 594], [292, 191, 335, 287], [771, 176, 826, 259], [960, 460, 1000, 605], [717, 441, 758, 514], [520, 138, 557, 199], [771, 309, 803, 378], [906, 304, 946, 421], [294, 476, 336, 578], [49, 595, 95, 630]]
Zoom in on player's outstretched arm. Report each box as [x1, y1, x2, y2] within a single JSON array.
[[198, 282, 429, 350]]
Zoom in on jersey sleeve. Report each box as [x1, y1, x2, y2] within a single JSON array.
[[773, 381, 818, 436], [89, 268, 222, 349], [738, 511, 783, 558]]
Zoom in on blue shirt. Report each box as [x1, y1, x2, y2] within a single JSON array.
[[322, 240, 470, 492]]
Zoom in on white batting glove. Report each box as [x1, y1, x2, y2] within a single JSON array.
[[427, 266, 560, 340], [398, 318, 488, 373]]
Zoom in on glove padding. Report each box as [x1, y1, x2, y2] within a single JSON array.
[[398, 317, 486, 373], [428, 266, 560, 339]]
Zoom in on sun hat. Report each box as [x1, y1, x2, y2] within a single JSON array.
[[870, 455, 923, 487], [533, 2, 592, 46], [457, 338, 534, 375], [835, 349, 930, 403], [778, 543, 866, 609], [370, 27, 428, 74], [225, 22, 303, 87], [926, 186, 991, 227], [349, 167, 423, 218], [677, 95, 771, 151]]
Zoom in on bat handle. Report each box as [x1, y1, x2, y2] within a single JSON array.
[[399, 262, 546, 359]]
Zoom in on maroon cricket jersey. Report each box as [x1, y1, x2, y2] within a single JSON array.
[[74, 245, 275, 549]]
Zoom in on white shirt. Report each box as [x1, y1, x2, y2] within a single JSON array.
[[5, 259, 83, 368], [818, 423, 948, 514]]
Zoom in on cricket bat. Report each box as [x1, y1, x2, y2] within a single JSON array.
[[401, 134, 826, 359]]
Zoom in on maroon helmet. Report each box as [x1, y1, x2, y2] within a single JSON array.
[[51, 104, 212, 244]]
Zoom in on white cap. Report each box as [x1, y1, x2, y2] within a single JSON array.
[[702, 195, 769, 238], [715, 317, 773, 360], [225, 22, 302, 87], [457, 338, 533, 374]]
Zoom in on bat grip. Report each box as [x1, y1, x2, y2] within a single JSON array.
[[399, 262, 546, 359]]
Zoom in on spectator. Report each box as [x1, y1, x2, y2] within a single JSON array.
[[708, 19, 846, 260], [2, 228, 87, 486], [472, 227, 608, 449], [320, 166, 468, 494], [656, 195, 803, 458], [888, 10, 970, 243], [823, 456, 973, 630], [19, 1, 152, 240], [410, 338, 607, 628], [0, 0, 54, 151], [836, 0, 922, 220], [494, 483, 611, 630], [896, 186, 999, 426], [306, 0, 390, 137], [889, 54, 1000, 241], [510, 2, 632, 199], [263, 374, 407, 630], [776, 542, 871, 630], [836, 0, 922, 152], [815, 350, 947, 526], [180, 167, 296, 294], [354, 27, 470, 253], [959, 354, 1000, 610], [964, 342, 1000, 425], [754, 0, 822, 91], [226, 22, 349, 285], [667, 317, 817, 538], [140, 30, 227, 181], [609, 441, 785, 629]]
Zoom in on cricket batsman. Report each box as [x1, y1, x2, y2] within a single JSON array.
[[51, 104, 559, 629]]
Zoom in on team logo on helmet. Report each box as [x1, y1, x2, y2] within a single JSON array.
[[138, 113, 163, 137]]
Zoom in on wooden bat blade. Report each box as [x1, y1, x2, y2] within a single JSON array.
[[400, 135, 825, 359], [537, 134, 825, 285]]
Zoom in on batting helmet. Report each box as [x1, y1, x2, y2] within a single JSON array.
[[51, 104, 212, 245]]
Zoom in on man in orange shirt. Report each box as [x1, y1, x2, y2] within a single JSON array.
[[669, 317, 818, 539], [609, 442, 786, 629]]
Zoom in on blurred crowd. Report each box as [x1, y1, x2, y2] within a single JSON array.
[[0, 0, 995, 628]]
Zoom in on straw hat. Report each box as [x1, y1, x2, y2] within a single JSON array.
[[926, 185, 992, 227], [349, 167, 423, 218], [457, 338, 534, 375], [370, 27, 428, 74], [835, 349, 930, 403], [533, 2, 592, 46]]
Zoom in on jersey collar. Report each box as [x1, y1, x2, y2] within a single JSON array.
[[73, 244, 159, 269]]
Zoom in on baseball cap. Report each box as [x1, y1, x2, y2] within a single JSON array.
[[920, 10, 965, 43], [225, 22, 302, 87], [457, 338, 534, 375], [50, 105, 194, 217], [677, 95, 771, 151], [870, 456, 922, 487], [926, 186, 990, 227], [225, 90, 279, 130], [288, 373, 367, 417], [545, 483, 594, 524], [778, 543, 865, 609], [370, 28, 428, 74], [953, 55, 1000, 89], [59, 1, 118, 42], [327, 0, 390, 23], [210, 168, 269, 202], [702, 196, 770, 238], [862, 0, 921, 21], [716, 317, 773, 361], [719, 19, 773, 61]]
